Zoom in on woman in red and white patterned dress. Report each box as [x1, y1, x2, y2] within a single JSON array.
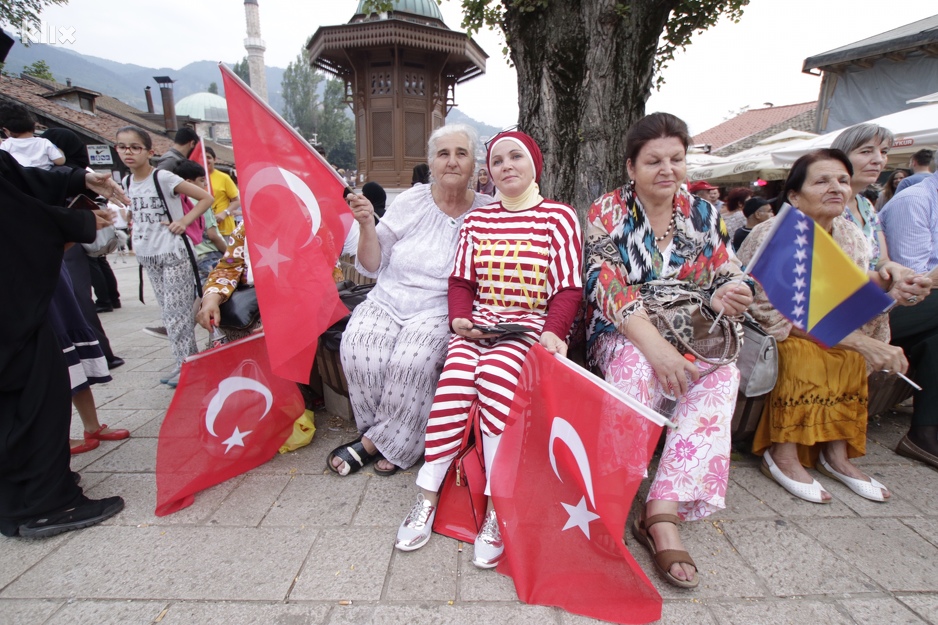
[[395, 131, 583, 568]]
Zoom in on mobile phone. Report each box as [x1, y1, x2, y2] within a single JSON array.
[[68, 195, 101, 211], [472, 324, 507, 334]]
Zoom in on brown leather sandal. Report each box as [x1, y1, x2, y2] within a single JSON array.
[[631, 512, 699, 589]]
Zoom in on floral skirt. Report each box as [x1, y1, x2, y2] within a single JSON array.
[[752, 335, 868, 468], [592, 333, 738, 521]]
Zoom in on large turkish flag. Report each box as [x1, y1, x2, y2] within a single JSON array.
[[155, 333, 304, 516], [219, 63, 352, 383], [490, 345, 665, 624]]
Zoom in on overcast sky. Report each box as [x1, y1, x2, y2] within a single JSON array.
[[28, 1, 938, 135]]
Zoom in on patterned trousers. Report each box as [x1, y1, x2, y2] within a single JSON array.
[[340, 300, 451, 469], [139, 255, 198, 368], [593, 333, 737, 521]]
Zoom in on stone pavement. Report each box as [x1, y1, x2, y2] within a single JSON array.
[[3, 254, 938, 625]]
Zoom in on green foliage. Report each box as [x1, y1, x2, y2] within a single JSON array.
[[0, 0, 67, 29], [319, 78, 355, 170], [232, 57, 251, 87], [280, 48, 324, 142], [207, 81, 218, 94], [22, 59, 53, 79]]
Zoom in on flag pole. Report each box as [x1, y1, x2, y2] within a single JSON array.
[[551, 352, 677, 430]]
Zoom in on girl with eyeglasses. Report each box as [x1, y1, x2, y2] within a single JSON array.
[[115, 126, 213, 384]]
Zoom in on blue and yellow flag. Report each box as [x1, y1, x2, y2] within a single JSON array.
[[746, 204, 893, 348]]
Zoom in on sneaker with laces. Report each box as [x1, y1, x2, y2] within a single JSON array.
[[143, 326, 169, 340], [395, 493, 436, 552], [472, 509, 504, 569]]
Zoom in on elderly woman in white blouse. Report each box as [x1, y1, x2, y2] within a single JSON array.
[[329, 124, 494, 477]]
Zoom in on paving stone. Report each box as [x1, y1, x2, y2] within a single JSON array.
[[0, 533, 73, 588], [804, 518, 938, 592], [98, 388, 173, 412], [458, 549, 520, 602], [720, 519, 877, 596], [0, 599, 62, 625], [902, 517, 938, 550], [128, 358, 179, 373], [720, 473, 781, 519], [75, 471, 112, 491], [209, 474, 291, 527], [707, 599, 854, 624], [84, 473, 237, 526], [255, 439, 334, 476], [83, 438, 157, 473], [290, 528, 393, 601], [730, 466, 858, 518], [101, 370, 167, 390], [69, 440, 119, 472], [898, 594, 938, 623], [2, 526, 314, 600], [331, 603, 560, 625], [851, 438, 906, 467], [124, 411, 166, 438], [261, 475, 366, 528], [838, 597, 928, 624], [561, 599, 718, 624], [158, 600, 330, 624], [863, 464, 938, 515], [44, 599, 169, 625], [353, 473, 419, 527], [385, 536, 457, 601]]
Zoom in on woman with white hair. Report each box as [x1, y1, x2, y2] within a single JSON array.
[[329, 124, 494, 477]]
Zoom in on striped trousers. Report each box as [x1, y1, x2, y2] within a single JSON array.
[[421, 333, 536, 473]]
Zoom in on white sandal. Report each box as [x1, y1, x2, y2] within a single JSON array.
[[760, 448, 831, 504], [817, 451, 888, 502]]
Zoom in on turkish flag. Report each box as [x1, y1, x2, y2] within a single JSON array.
[[188, 140, 212, 195], [490, 345, 665, 624], [219, 62, 352, 383], [155, 333, 304, 516]]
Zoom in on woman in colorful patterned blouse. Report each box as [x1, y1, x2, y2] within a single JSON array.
[[585, 112, 753, 589], [396, 130, 583, 569]]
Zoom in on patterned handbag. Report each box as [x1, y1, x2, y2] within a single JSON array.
[[641, 279, 742, 375]]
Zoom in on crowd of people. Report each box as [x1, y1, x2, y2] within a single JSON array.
[[3, 97, 937, 599]]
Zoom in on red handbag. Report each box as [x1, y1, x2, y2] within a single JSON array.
[[432, 402, 487, 542]]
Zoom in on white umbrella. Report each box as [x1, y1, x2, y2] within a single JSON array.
[[687, 129, 818, 184], [772, 102, 938, 166]]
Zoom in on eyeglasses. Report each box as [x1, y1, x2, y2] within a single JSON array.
[[483, 125, 520, 150], [115, 144, 146, 154]]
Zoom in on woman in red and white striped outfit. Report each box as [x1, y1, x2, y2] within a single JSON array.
[[395, 131, 583, 568]]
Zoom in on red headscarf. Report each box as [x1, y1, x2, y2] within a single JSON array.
[[486, 130, 543, 183]]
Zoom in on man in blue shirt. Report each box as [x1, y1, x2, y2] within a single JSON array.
[[893, 149, 934, 196], [881, 170, 938, 469]]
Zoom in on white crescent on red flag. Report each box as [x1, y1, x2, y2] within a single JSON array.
[[490, 344, 665, 624], [155, 333, 304, 516], [219, 62, 352, 383]]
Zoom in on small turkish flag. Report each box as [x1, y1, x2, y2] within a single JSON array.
[[188, 140, 212, 196], [219, 62, 352, 383], [155, 333, 304, 516], [490, 345, 665, 624]]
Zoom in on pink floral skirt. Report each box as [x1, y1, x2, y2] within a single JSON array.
[[592, 333, 738, 521]]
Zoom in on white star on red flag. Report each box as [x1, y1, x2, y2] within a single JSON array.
[[561, 496, 601, 540], [222, 426, 253, 454], [252, 239, 291, 278]]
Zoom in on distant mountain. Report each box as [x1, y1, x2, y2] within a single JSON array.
[[2, 40, 286, 113], [448, 109, 501, 143]]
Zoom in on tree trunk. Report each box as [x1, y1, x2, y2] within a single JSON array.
[[502, 0, 677, 219]]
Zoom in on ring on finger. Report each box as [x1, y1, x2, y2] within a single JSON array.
[[908, 295, 919, 304]]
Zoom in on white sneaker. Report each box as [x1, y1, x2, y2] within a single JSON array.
[[472, 509, 503, 569], [395, 494, 436, 552]]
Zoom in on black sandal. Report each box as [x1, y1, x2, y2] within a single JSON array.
[[373, 457, 399, 476], [327, 437, 378, 476]]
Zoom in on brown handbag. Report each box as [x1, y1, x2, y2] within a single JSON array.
[[641, 279, 741, 376]]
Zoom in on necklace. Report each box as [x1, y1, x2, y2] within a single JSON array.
[[654, 208, 677, 242]]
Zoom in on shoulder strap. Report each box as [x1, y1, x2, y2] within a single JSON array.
[[151, 168, 203, 299]]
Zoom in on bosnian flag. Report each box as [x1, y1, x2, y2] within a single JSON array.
[[745, 203, 893, 347]]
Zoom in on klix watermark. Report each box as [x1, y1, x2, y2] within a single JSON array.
[[18, 21, 76, 46]]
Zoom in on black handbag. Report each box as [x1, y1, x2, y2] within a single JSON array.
[[219, 285, 260, 331], [320, 281, 376, 352]]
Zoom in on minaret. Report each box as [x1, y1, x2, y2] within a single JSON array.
[[243, 0, 269, 102]]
